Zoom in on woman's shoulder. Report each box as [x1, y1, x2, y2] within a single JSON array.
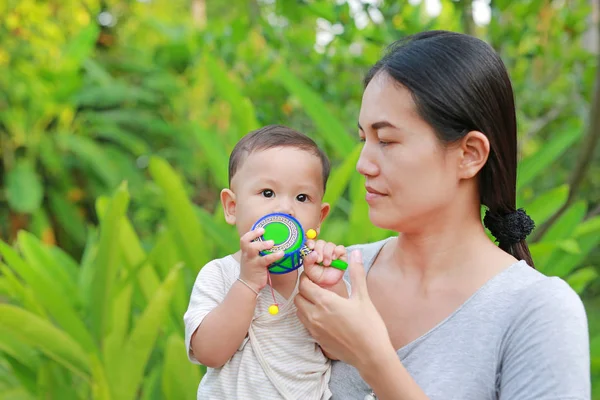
[[496, 262, 588, 338], [346, 236, 396, 270], [504, 262, 584, 306]]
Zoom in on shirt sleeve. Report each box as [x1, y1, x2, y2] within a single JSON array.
[[499, 277, 590, 399], [183, 258, 231, 364]]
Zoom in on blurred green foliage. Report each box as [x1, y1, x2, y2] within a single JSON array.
[[1, 0, 599, 398]]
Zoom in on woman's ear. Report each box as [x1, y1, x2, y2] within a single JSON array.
[[220, 189, 237, 225], [457, 130, 490, 180]]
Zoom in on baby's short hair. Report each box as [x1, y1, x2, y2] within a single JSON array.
[[228, 125, 331, 190]]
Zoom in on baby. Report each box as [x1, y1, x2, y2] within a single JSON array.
[[184, 125, 348, 399]]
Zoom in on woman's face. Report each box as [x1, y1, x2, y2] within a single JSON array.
[[357, 72, 462, 233]]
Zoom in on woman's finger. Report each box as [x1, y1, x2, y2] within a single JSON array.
[[348, 250, 368, 300], [298, 271, 334, 304]]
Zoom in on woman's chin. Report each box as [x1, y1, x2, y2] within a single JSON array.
[[368, 209, 401, 232]]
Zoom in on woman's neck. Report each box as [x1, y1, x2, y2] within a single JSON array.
[[389, 205, 497, 283]]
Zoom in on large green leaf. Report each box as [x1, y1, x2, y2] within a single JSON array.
[[148, 157, 208, 273], [0, 329, 41, 371], [57, 134, 120, 188], [192, 126, 230, 188], [61, 23, 100, 72], [5, 159, 44, 214], [47, 189, 87, 246], [162, 334, 202, 400], [0, 242, 95, 353], [110, 264, 183, 400], [17, 231, 80, 309], [347, 173, 373, 245], [275, 63, 356, 157], [522, 185, 569, 229], [88, 183, 130, 343], [323, 143, 362, 213], [0, 305, 91, 379], [202, 52, 259, 135], [517, 125, 583, 190]]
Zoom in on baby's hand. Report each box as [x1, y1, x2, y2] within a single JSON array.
[[303, 239, 347, 287], [239, 228, 284, 292]]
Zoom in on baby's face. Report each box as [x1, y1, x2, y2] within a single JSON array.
[[227, 147, 329, 237]]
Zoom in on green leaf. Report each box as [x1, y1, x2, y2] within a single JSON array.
[[195, 206, 237, 255], [517, 120, 582, 191], [89, 183, 130, 343], [0, 329, 41, 371], [148, 157, 208, 273], [566, 266, 598, 294], [557, 239, 581, 254], [192, 126, 230, 188], [202, 52, 259, 135], [110, 264, 183, 400], [522, 185, 569, 229], [574, 216, 600, 237], [17, 231, 80, 309], [323, 143, 362, 213], [162, 334, 202, 400], [347, 173, 372, 245], [5, 160, 44, 214], [0, 242, 96, 353], [0, 305, 91, 379], [47, 189, 87, 246], [57, 134, 120, 188], [540, 201, 587, 242], [275, 63, 356, 156], [61, 24, 100, 71]]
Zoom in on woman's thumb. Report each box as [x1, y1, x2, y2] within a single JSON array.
[[349, 250, 368, 299]]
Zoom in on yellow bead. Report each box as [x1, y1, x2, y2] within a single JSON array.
[[268, 304, 279, 315], [306, 229, 317, 240]]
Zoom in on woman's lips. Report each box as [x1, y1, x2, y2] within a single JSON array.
[[365, 186, 386, 203]]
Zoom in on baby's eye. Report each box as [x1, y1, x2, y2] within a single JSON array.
[[261, 189, 275, 198], [296, 194, 309, 202]]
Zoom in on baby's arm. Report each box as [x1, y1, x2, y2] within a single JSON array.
[[187, 228, 283, 368], [190, 279, 259, 368]]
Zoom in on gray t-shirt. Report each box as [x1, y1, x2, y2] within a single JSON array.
[[330, 239, 590, 400]]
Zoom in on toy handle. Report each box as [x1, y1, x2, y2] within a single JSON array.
[[328, 259, 348, 271]]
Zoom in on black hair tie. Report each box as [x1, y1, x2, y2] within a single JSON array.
[[483, 208, 535, 245]]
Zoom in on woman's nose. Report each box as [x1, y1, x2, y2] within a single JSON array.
[[356, 145, 379, 177]]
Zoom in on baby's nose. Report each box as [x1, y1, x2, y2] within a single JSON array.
[[276, 199, 295, 216]]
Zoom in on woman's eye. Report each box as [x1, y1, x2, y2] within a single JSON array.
[[296, 194, 308, 202], [379, 140, 390, 147], [359, 137, 366, 143], [261, 189, 274, 198]]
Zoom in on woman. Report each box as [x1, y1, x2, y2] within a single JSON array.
[[296, 30, 590, 399]]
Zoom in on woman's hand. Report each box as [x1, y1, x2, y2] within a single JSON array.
[[295, 250, 394, 370]]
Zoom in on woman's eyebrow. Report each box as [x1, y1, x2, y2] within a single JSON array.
[[358, 121, 397, 131]]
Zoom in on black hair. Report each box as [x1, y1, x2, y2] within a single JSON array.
[[365, 30, 535, 266], [229, 124, 331, 190]]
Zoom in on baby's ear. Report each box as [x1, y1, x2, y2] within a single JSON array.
[[220, 189, 237, 225], [316, 202, 331, 234]]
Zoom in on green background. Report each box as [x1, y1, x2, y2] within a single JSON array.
[[1, 0, 599, 398]]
